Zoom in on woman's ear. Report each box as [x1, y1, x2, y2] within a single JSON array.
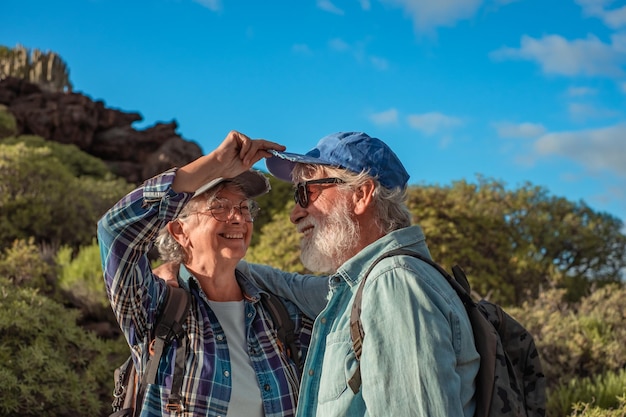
[[352, 179, 375, 215], [167, 220, 189, 247]]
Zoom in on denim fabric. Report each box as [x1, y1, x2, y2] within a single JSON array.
[[248, 226, 479, 417], [299, 225, 479, 417]]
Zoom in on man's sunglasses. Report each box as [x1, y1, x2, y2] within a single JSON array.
[[294, 178, 345, 208]]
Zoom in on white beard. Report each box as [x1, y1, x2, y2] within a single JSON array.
[[299, 198, 359, 273]]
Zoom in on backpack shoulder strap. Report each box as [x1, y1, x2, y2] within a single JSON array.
[[138, 287, 191, 412], [347, 248, 475, 393], [260, 292, 301, 373]]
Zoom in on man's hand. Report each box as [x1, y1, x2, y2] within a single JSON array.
[[154, 261, 181, 287]]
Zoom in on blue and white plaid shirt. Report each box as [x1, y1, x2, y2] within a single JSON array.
[[98, 168, 317, 417]]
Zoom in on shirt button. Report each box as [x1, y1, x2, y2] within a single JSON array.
[[264, 384, 271, 391], [247, 312, 253, 318], [224, 370, 230, 377], [308, 369, 315, 376], [217, 334, 224, 341], [320, 317, 327, 324]]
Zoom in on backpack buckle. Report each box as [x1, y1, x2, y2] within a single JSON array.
[[165, 398, 184, 413]]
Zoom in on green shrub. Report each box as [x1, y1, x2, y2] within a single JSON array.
[[508, 285, 626, 389], [548, 369, 626, 416], [0, 277, 128, 417], [0, 134, 112, 178], [0, 238, 55, 294], [0, 141, 132, 252], [0, 107, 17, 139], [56, 240, 111, 320]]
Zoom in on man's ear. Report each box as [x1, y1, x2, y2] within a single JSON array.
[[352, 179, 376, 215]]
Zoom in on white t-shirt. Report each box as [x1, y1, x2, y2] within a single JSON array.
[[207, 300, 264, 417]]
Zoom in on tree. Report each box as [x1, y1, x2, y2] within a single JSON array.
[[408, 177, 626, 305]]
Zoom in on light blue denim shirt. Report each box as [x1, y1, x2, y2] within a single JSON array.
[[245, 225, 479, 417]]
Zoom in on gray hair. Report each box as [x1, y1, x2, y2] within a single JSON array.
[[291, 164, 412, 235], [155, 181, 248, 263]]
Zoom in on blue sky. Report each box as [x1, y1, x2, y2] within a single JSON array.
[[3, 0, 626, 225]]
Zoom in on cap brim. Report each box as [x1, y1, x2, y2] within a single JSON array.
[[193, 170, 270, 198], [266, 149, 332, 182]]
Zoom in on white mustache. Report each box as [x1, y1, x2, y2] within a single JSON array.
[[297, 219, 316, 234]]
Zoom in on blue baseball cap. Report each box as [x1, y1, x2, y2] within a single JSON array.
[[266, 132, 409, 189]]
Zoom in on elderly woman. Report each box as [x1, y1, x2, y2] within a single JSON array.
[[98, 131, 326, 417]]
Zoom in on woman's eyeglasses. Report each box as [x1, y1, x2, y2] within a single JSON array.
[[293, 178, 345, 208], [187, 198, 260, 223]]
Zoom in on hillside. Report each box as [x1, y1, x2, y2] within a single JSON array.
[[0, 75, 202, 184]]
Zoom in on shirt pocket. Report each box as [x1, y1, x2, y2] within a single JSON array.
[[317, 329, 358, 403]]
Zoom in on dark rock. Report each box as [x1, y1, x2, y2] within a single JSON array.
[[0, 76, 203, 184]]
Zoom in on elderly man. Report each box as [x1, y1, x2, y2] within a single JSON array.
[[259, 131, 479, 417]]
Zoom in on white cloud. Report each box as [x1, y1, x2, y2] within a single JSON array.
[[567, 86, 598, 96], [370, 108, 399, 125], [292, 44, 313, 56], [192, 0, 221, 12], [491, 34, 626, 77], [620, 81, 626, 93], [534, 124, 626, 176], [329, 38, 350, 52], [328, 38, 389, 70], [567, 102, 619, 121], [379, 0, 483, 34], [494, 122, 546, 138], [369, 56, 389, 70], [406, 111, 463, 135], [360, 0, 372, 10], [575, 0, 626, 29], [317, 0, 344, 15]]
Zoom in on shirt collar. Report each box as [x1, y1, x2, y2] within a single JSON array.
[[177, 264, 266, 303], [334, 225, 430, 287]]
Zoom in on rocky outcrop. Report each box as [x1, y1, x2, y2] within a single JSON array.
[[0, 45, 72, 93], [0, 76, 203, 184]]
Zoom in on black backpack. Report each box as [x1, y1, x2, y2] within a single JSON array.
[[109, 287, 299, 417], [348, 249, 546, 417]]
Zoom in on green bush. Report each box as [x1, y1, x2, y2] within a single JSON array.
[[0, 107, 17, 139], [0, 238, 55, 293], [0, 134, 112, 178], [56, 240, 112, 320], [0, 277, 128, 417], [508, 284, 626, 389], [553, 380, 626, 417], [0, 141, 132, 252], [548, 369, 626, 416]]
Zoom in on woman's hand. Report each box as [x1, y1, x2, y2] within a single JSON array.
[[172, 130, 286, 194], [214, 130, 286, 176]]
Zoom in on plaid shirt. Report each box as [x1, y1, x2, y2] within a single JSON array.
[[98, 169, 313, 417]]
